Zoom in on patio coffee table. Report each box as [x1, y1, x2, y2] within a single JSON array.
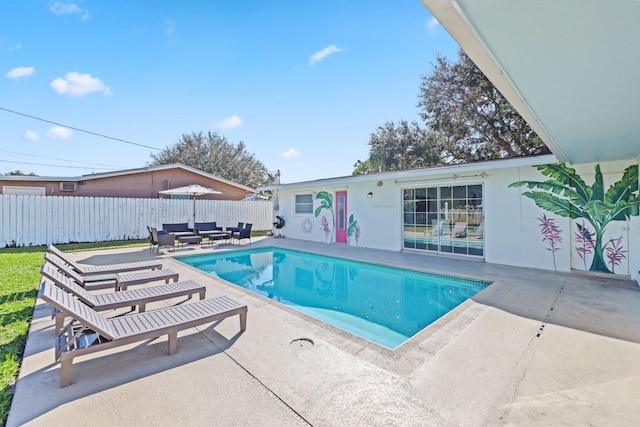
[[202, 231, 231, 246], [177, 235, 202, 249]]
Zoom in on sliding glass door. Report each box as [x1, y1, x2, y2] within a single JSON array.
[[403, 184, 483, 256]]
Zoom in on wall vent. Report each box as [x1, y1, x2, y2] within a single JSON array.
[[59, 182, 78, 191]]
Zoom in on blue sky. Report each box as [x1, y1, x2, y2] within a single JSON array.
[[1, 1, 459, 184]]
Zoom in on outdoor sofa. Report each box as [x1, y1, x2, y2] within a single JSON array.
[[161, 223, 194, 237]]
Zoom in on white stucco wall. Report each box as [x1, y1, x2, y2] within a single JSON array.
[[272, 158, 639, 281], [484, 166, 573, 272]]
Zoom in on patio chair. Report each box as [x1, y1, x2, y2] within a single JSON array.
[[41, 264, 205, 332], [38, 280, 247, 387], [448, 222, 468, 238], [150, 227, 176, 253], [231, 223, 252, 244], [469, 222, 483, 239], [44, 253, 178, 291], [226, 222, 244, 233], [429, 219, 449, 236], [48, 244, 162, 276]]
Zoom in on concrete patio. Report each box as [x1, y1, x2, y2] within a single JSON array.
[[8, 237, 640, 426]]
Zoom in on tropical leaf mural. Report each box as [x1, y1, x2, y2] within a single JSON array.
[[347, 214, 359, 245], [509, 163, 639, 274], [314, 191, 335, 243]]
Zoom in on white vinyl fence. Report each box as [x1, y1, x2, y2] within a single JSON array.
[[0, 195, 273, 247]]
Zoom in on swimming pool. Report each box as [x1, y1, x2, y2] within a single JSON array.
[[177, 247, 490, 349]]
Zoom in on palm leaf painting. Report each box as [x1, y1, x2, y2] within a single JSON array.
[[314, 191, 335, 243], [510, 163, 639, 273]]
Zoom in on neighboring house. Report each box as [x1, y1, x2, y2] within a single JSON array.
[[0, 163, 256, 200], [260, 2, 639, 282]]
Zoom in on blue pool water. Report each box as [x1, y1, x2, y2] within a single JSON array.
[[177, 248, 490, 349]]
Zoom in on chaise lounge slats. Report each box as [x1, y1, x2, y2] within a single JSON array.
[[41, 265, 206, 331], [48, 244, 162, 276], [39, 280, 248, 387], [44, 253, 178, 291]]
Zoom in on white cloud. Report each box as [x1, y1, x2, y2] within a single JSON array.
[[50, 72, 112, 97], [49, 2, 90, 20], [280, 148, 301, 160], [308, 45, 344, 66], [5, 66, 35, 79], [426, 16, 440, 33], [49, 2, 81, 15], [46, 126, 74, 139], [216, 115, 243, 130], [24, 131, 40, 141]]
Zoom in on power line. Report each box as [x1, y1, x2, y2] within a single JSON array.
[[0, 159, 115, 170], [0, 106, 162, 151], [0, 149, 120, 168]]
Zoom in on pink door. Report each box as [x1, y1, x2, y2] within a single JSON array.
[[335, 191, 347, 243]]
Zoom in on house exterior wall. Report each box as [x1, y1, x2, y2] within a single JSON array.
[[0, 168, 248, 200], [274, 158, 639, 281]]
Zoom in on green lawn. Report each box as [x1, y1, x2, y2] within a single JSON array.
[[0, 240, 147, 425]]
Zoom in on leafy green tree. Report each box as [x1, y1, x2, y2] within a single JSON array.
[[509, 163, 639, 273], [418, 50, 549, 161], [148, 131, 269, 188], [353, 121, 441, 175]]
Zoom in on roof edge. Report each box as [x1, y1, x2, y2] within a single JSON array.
[[259, 154, 558, 191]]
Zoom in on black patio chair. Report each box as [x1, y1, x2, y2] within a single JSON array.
[[231, 223, 252, 245]]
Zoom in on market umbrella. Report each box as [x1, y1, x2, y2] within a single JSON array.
[[159, 184, 223, 226]]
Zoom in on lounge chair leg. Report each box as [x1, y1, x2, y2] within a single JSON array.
[[239, 312, 247, 331], [168, 332, 177, 355], [55, 312, 65, 334], [60, 358, 73, 388]]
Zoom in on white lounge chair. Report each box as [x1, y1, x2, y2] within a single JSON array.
[[448, 222, 468, 238]]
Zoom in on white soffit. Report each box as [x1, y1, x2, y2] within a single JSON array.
[[421, 0, 640, 164]]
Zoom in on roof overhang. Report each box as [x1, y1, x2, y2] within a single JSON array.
[[420, 0, 640, 165], [259, 154, 557, 191]]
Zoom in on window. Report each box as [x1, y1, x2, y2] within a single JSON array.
[[403, 184, 483, 256], [295, 194, 314, 214]]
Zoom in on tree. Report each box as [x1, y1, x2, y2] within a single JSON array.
[[148, 131, 270, 188], [353, 120, 442, 175], [417, 50, 549, 161], [4, 170, 37, 176], [509, 163, 639, 273]]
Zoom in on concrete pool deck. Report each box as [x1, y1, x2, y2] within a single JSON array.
[[8, 237, 640, 426]]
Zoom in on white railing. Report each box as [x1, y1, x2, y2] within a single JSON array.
[[0, 195, 273, 247]]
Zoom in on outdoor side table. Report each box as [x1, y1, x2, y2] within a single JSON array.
[[177, 235, 202, 249]]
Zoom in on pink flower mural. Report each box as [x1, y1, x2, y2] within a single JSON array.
[[537, 214, 562, 271]]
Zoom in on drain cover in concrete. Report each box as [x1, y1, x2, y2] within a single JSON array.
[[289, 338, 314, 351]]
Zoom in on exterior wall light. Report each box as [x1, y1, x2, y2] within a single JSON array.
[[367, 192, 373, 198]]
